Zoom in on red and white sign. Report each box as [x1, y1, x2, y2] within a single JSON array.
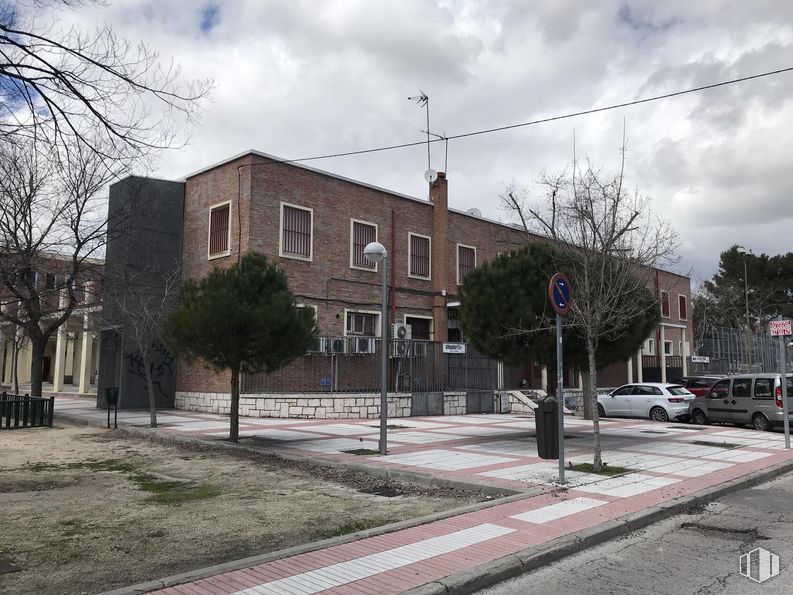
[[770, 320, 792, 336]]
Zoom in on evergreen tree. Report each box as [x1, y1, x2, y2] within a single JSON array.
[[164, 253, 317, 442]]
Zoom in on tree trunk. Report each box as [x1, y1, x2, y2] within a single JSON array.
[[581, 370, 593, 420], [29, 335, 46, 398], [586, 336, 602, 470], [229, 367, 240, 443], [143, 353, 158, 428]]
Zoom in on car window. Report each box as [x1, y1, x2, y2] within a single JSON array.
[[692, 379, 713, 389], [634, 385, 662, 396], [710, 379, 730, 398], [732, 378, 752, 398], [668, 386, 690, 396], [612, 386, 634, 396], [754, 378, 773, 399]]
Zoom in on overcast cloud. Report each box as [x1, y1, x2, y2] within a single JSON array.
[[48, 0, 793, 281]]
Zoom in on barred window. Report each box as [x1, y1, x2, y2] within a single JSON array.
[[208, 203, 230, 257], [346, 312, 377, 336], [281, 204, 312, 259], [409, 233, 430, 279], [351, 220, 377, 269], [457, 245, 476, 284]]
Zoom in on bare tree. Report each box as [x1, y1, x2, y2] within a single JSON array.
[[98, 262, 180, 427], [0, 138, 117, 397], [0, 0, 211, 158], [504, 146, 679, 470]]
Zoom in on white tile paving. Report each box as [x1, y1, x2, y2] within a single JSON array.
[[512, 497, 609, 523], [206, 428, 321, 441], [379, 449, 517, 471], [231, 523, 515, 595], [432, 425, 523, 437], [292, 438, 381, 453], [575, 474, 681, 498], [383, 431, 466, 444], [457, 439, 540, 457]]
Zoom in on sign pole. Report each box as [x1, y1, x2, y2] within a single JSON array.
[[780, 335, 790, 449], [556, 313, 565, 484], [549, 273, 572, 485]]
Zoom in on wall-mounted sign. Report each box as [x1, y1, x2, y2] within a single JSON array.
[[442, 343, 466, 354]]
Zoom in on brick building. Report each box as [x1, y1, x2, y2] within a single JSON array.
[[103, 150, 693, 416]]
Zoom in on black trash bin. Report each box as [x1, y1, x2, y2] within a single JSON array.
[[536, 396, 559, 459], [105, 387, 119, 408]]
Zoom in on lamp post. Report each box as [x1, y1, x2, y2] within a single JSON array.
[[736, 246, 752, 369], [364, 241, 389, 455]]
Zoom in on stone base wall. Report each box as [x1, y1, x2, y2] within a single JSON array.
[[176, 392, 421, 419], [443, 392, 466, 416]]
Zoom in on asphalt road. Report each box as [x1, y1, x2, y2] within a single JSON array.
[[478, 472, 793, 595]]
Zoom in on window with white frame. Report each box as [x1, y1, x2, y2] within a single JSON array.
[[208, 202, 231, 258], [280, 203, 313, 260], [457, 244, 476, 284], [647, 339, 654, 354], [660, 290, 670, 318], [664, 340, 673, 355], [408, 233, 431, 279], [346, 311, 379, 337], [350, 220, 377, 270], [678, 294, 688, 320]]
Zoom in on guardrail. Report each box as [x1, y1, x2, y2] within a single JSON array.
[[0, 392, 54, 429]]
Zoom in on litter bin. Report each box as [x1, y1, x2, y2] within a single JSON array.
[[536, 396, 559, 459], [105, 387, 119, 429], [105, 387, 119, 408]]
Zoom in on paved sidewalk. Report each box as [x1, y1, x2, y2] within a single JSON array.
[[55, 398, 793, 594]]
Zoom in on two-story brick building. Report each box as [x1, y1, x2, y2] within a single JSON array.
[[102, 150, 693, 416]]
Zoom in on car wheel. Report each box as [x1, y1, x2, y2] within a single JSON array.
[[691, 409, 709, 425], [650, 407, 669, 423], [597, 403, 606, 418], [752, 413, 771, 432]]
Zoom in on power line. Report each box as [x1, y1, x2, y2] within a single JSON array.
[[265, 65, 793, 166]]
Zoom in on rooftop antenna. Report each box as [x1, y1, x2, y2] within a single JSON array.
[[408, 90, 434, 185]]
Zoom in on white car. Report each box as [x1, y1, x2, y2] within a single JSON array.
[[597, 383, 696, 422]]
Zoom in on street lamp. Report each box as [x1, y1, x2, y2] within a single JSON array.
[[736, 246, 752, 369], [364, 241, 389, 455]]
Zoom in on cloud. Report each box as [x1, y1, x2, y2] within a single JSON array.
[[29, 0, 793, 283]]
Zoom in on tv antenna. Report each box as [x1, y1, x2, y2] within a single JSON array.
[[408, 90, 432, 179]]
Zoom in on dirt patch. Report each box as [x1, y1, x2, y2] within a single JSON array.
[[0, 423, 487, 595]]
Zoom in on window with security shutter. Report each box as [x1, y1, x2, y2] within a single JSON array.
[[409, 233, 430, 279], [660, 290, 670, 318], [678, 295, 687, 320], [351, 220, 377, 269], [457, 245, 476, 284], [281, 204, 312, 259], [208, 203, 230, 257]]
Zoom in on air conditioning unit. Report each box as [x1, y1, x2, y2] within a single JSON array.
[[390, 339, 411, 359], [392, 323, 412, 340], [307, 337, 326, 354], [329, 337, 348, 354], [351, 337, 376, 354], [412, 341, 428, 357]]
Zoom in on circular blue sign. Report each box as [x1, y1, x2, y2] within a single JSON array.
[[549, 273, 572, 316]]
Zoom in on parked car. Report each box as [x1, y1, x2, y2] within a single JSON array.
[[672, 375, 725, 397], [688, 374, 793, 431], [597, 383, 696, 422]]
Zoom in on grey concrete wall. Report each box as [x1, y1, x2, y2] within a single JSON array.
[[98, 177, 185, 409]]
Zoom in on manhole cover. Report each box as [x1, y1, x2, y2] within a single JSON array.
[[0, 559, 20, 574]]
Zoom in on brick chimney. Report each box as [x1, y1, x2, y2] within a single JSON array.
[[430, 173, 448, 342]]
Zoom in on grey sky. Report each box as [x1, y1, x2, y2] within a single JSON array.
[[50, 0, 793, 281]]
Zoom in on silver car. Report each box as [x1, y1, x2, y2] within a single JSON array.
[[597, 383, 695, 422], [688, 374, 793, 431]]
